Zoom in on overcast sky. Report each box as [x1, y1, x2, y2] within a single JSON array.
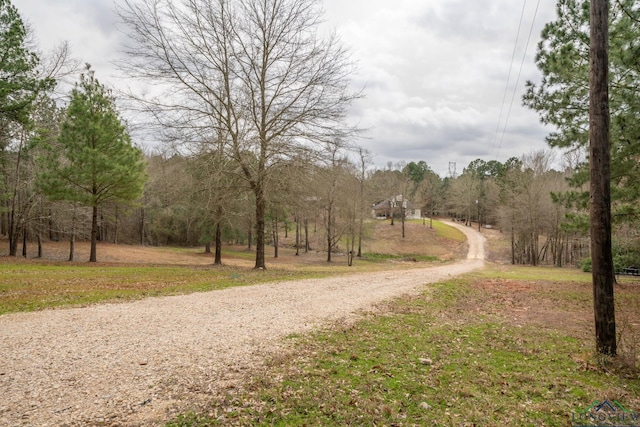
[[15, 0, 558, 176]]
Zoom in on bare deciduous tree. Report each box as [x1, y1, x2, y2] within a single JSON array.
[[447, 173, 478, 227], [354, 147, 372, 257], [118, 0, 359, 269], [498, 151, 563, 266]]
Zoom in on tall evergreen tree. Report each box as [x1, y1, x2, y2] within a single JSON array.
[[523, 0, 640, 221], [0, 0, 53, 251], [0, 0, 52, 126], [38, 65, 146, 262], [523, 0, 628, 355]]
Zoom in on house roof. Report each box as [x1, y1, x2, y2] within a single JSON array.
[[372, 195, 417, 210]]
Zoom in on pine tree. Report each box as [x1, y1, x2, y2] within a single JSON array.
[[0, 0, 52, 126], [38, 65, 146, 262], [0, 0, 53, 254], [523, 0, 640, 219]]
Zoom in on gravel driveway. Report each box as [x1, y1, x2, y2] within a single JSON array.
[[0, 221, 485, 426]]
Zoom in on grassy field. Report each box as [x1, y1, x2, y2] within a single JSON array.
[[0, 262, 329, 315], [4, 220, 640, 425], [0, 252, 444, 315], [0, 219, 464, 315], [167, 267, 640, 426]]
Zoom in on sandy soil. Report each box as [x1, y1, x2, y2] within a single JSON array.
[[0, 222, 485, 426]]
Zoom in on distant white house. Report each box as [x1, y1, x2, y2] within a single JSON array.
[[371, 195, 421, 220]]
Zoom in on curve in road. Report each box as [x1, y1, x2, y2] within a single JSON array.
[[0, 220, 485, 426]]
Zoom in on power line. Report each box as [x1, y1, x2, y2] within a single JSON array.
[[490, 0, 527, 159], [492, 0, 542, 161]]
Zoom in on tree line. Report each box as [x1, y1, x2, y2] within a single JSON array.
[[1, 0, 639, 270]]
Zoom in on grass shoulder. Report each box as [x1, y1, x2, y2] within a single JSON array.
[[0, 262, 329, 315], [167, 265, 640, 426]]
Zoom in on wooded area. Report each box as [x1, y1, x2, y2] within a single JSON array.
[[1, 0, 639, 273]]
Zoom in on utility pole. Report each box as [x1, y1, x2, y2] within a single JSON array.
[[590, 0, 616, 356]]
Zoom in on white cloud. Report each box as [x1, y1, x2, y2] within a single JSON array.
[[323, 0, 558, 175], [15, 0, 559, 175]]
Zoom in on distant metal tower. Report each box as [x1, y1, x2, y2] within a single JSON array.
[[448, 162, 457, 179]]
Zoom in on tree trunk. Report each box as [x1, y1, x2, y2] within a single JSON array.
[[49, 208, 54, 241], [8, 219, 18, 257], [358, 174, 365, 257], [273, 214, 279, 258], [531, 237, 537, 267], [1, 205, 6, 236], [205, 241, 211, 254], [254, 187, 266, 269], [304, 218, 309, 253], [295, 216, 300, 256], [90, 204, 98, 262], [69, 205, 76, 261], [99, 210, 106, 243], [69, 235, 75, 262], [114, 205, 119, 244], [139, 206, 145, 245], [37, 234, 42, 258], [8, 133, 24, 257], [22, 229, 27, 258], [348, 221, 356, 266], [326, 204, 333, 263], [8, 194, 19, 256], [214, 221, 222, 265], [511, 225, 516, 265], [590, 0, 616, 356]]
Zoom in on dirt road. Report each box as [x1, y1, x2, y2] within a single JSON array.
[[0, 221, 485, 426]]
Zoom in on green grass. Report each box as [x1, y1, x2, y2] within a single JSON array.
[[476, 265, 593, 282], [167, 267, 640, 426], [0, 263, 330, 315], [431, 219, 466, 242], [0, 218, 467, 315]]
